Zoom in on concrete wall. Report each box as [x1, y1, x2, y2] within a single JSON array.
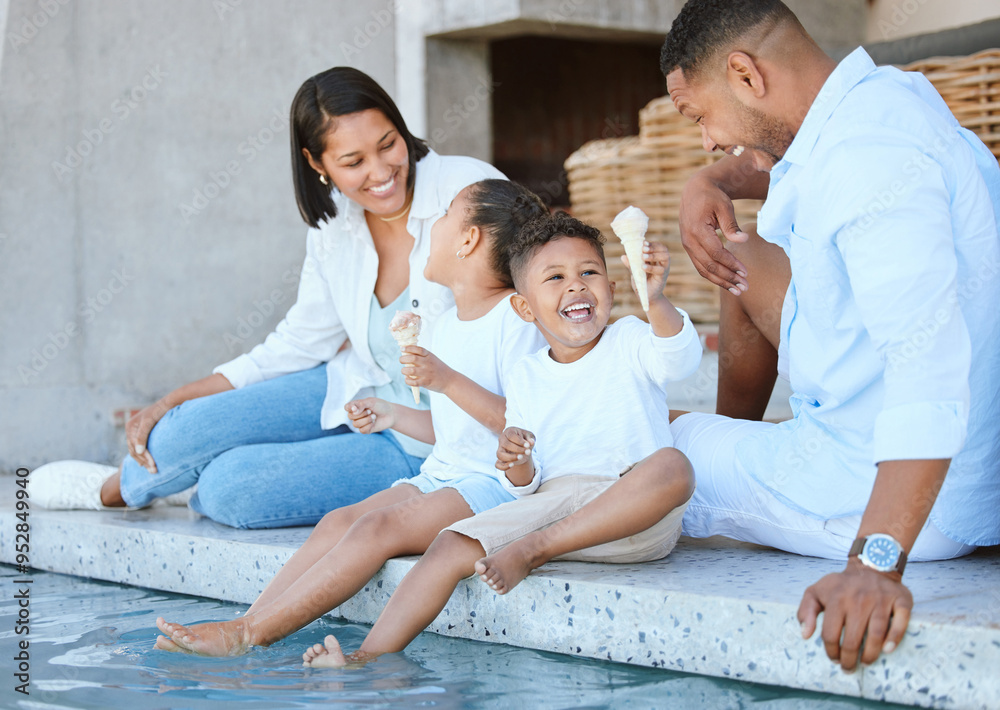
[[0, 1, 396, 472], [867, 0, 1000, 42]]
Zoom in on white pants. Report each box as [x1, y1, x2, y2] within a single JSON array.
[[671, 412, 976, 561]]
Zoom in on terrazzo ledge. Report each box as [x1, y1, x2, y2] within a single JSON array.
[[2, 475, 998, 710]]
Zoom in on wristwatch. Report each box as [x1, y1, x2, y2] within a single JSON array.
[[849, 534, 908, 575]]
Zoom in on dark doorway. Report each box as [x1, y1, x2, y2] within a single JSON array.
[[490, 35, 665, 207]]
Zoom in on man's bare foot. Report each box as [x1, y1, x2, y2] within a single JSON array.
[[474, 536, 548, 595], [100, 470, 127, 507], [154, 617, 253, 656], [302, 634, 348, 667]]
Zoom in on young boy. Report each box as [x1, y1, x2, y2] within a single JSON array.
[[302, 212, 701, 668]]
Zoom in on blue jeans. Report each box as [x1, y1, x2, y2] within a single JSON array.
[[119, 365, 424, 528]]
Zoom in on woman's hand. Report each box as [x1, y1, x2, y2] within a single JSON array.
[[125, 373, 234, 474], [126, 400, 174, 473], [400, 346, 456, 393], [345, 397, 395, 434]]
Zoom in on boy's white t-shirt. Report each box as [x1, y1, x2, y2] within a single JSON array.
[[500, 313, 702, 496], [419, 295, 547, 481]]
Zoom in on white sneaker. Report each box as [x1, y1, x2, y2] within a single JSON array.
[[159, 485, 196, 508], [27, 460, 137, 511]]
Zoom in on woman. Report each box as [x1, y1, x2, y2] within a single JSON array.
[[29, 67, 505, 528]]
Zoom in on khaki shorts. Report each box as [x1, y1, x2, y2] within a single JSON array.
[[445, 474, 688, 564]]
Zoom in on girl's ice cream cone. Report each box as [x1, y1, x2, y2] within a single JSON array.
[[610, 206, 651, 311], [389, 311, 422, 404]]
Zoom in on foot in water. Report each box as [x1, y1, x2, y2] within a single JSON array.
[[302, 634, 380, 668], [302, 634, 348, 667], [154, 617, 253, 656]]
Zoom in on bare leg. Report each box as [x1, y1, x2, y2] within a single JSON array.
[[100, 469, 127, 507], [306, 531, 486, 666], [249, 485, 420, 612], [477, 448, 695, 594], [154, 488, 473, 656], [716, 228, 789, 420]]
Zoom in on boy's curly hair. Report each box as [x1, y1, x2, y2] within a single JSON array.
[[508, 212, 606, 292], [659, 0, 798, 82]]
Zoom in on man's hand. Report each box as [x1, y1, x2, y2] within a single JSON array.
[[798, 558, 912, 672], [679, 174, 751, 295], [345, 398, 395, 435], [400, 346, 455, 393]]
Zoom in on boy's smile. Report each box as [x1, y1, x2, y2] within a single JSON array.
[[512, 237, 614, 364]]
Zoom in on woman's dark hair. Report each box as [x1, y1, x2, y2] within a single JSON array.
[[291, 67, 429, 228], [463, 180, 548, 288], [508, 212, 605, 292]]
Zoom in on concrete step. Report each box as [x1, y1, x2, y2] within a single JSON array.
[[1, 475, 997, 709]]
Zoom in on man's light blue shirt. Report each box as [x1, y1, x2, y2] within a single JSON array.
[[741, 48, 1000, 546]]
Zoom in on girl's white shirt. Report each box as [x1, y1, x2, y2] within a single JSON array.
[[214, 150, 506, 430]]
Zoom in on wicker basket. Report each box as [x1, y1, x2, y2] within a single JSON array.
[[565, 99, 762, 323], [903, 49, 1000, 159]]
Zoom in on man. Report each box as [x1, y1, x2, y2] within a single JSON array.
[[661, 0, 1000, 672]]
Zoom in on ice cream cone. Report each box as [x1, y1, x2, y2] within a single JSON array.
[[610, 206, 650, 311], [389, 311, 422, 404]]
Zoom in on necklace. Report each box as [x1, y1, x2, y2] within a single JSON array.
[[377, 195, 413, 222]]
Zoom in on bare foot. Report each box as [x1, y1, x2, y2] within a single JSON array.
[[100, 469, 127, 507], [154, 616, 253, 656], [302, 634, 348, 668], [475, 537, 548, 594]]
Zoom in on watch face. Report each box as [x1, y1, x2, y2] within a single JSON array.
[[863, 535, 901, 571]]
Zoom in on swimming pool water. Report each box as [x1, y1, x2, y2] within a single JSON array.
[[1, 565, 909, 709]]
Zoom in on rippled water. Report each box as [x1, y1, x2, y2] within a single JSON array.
[[1, 565, 906, 709]]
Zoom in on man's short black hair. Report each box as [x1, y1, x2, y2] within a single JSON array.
[[508, 212, 606, 292], [660, 0, 798, 81]]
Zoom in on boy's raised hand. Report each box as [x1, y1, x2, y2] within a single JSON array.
[[400, 346, 456, 393], [622, 240, 672, 307], [345, 397, 395, 434], [496, 427, 536, 471]]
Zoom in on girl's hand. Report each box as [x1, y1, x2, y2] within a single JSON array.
[[622, 240, 672, 307], [400, 346, 455, 393], [496, 427, 536, 471], [345, 398, 395, 434]]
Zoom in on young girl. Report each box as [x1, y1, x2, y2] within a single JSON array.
[[153, 179, 548, 656]]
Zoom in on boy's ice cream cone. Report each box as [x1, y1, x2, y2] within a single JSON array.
[[610, 206, 651, 311], [389, 311, 422, 404]]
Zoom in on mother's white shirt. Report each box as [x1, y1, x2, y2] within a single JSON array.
[[214, 149, 505, 430]]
